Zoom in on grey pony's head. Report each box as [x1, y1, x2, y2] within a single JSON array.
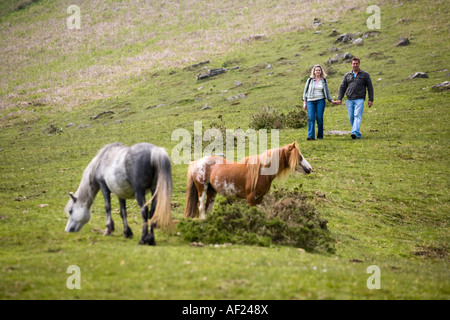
[[64, 193, 91, 233]]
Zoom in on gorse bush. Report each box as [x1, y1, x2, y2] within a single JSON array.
[[15, 0, 40, 11], [249, 106, 307, 130], [283, 108, 309, 129], [249, 106, 284, 130], [177, 189, 335, 253]]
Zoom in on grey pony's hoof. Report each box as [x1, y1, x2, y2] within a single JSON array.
[[138, 234, 155, 246], [124, 227, 133, 239]]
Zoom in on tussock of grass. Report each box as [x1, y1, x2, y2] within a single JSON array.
[[249, 106, 308, 130], [15, 0, 39, 11], [177, 189, 335, 253]]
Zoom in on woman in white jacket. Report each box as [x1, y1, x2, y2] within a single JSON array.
[[302, 65, 336, 140]]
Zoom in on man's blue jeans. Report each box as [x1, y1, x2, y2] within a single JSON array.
[[306, 99, 325, 139], [346, 99, 365, 138]]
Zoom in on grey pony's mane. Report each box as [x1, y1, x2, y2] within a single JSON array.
[[74, 143, 124, 205]]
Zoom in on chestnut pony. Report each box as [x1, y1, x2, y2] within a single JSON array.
[[184, 142, 312, 219]]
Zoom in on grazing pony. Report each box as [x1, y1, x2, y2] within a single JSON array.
[[64, 142, 172, 245], [184, 142, 312, 219]]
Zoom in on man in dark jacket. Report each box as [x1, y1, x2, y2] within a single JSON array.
[[336, 57, 374, 139]]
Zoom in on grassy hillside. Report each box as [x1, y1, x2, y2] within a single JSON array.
[[0, 0, 449, 299]]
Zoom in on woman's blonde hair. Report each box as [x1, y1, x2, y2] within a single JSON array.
[[310, 65, 327, 78]]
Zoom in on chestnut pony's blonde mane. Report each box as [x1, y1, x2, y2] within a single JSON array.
[[245, 143, 301, 192]]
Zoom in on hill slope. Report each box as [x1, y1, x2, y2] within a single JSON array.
[[0, 0, 449, 299]]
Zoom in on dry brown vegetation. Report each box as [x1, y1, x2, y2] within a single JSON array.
[[0, 0, 370, 112]]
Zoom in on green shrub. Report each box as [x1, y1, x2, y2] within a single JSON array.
[[177, 189, 335, 253], [282, 108, 308, 129], [15, 0, 39, 11], [249, 106, 284, 130], [249, 106, 307, 130]]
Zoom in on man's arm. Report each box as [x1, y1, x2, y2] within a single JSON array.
[[337, 74, 348, 101], [366, 73, 374, 103]]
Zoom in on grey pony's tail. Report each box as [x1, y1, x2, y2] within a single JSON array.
[[148, 147, 173, 230]]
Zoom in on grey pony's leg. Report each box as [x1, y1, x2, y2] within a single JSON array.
[[118, 198, 133, 239], [99, 183, 114, 235], [136, 189, 156, 246]]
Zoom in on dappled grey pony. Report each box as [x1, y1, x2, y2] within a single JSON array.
[[64, 142, 173, 245]]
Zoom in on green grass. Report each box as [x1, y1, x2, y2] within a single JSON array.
[[0, 0, 449, 299]]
